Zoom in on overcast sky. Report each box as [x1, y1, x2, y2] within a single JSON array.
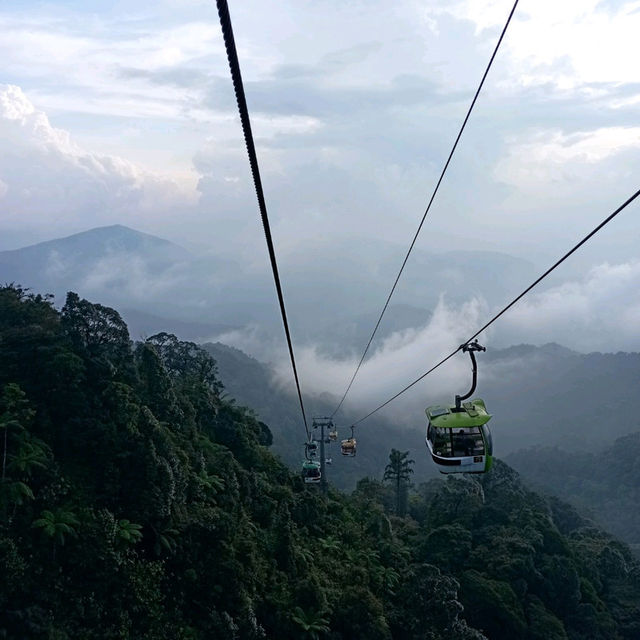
[[1, 0, 640, 369]]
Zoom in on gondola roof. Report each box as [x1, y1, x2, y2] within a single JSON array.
[[426, 399, 492, 429]]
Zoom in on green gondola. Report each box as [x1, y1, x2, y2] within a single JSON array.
[[301, 460, 321, 484], [425, 341, 493, 474]]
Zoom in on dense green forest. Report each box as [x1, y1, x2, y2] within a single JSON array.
[[1, 285, 639, 639], [507, 433, 640, 555]]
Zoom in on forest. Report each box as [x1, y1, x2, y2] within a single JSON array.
[[507, 434, 640, 555], [1, 285, 639, 639]]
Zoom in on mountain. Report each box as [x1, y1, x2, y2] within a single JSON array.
[[482, 345, 640, 454], [2, 284, 640, 639], [205, 340, 640, 491], [0, 224, 190, 283], [506, 431, 640, 554], [204, 341, 403, 487], [0, 224, 191, 310], [0, 225, 538, 351]]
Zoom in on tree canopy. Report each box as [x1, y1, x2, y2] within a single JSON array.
[[0, 285, 639, 639]]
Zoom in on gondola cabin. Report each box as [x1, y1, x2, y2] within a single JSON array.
[[425, 399, 493, 474], [302, 460, 321, 484], [340, 437, 356, 457]]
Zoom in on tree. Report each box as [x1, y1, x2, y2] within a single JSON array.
[[115, 519, 143, 550], [32, 508, 79, 560], [0, 384, 38, 524], [0, 384, 34, 482], [291, 607, 330, 640], [61, 292, 133, 382], [383, 449, 414, 517]]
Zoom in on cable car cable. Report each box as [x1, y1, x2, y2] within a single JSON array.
[[216, 0, 310, 439], [352, 185, 640, 425], [330, 0, 520, 419]]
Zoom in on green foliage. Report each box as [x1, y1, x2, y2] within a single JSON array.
[[384, 449, 414, 517], [32, 508, 79, 546], [116, 519, 143, 549], [508, 432, 640, 550], [1, 286, 639, 640], [290, 606, 330, 639]]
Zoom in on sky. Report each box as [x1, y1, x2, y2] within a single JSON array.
[[1, 0, 640, 384]]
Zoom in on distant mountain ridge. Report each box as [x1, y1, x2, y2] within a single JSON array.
[[0, 224, 540, 352], [0, 225, 190, 306], [0, 224, 190, 277]]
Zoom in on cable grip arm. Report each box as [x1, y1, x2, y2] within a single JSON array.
[[455, 340, 486, 410]]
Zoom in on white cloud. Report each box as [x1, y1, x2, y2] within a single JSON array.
[[495, 126, 640, 191], [0, 84, 193, 229], [267, 297, 490, 416], [78, 252, 186, 300], [496, 260, 640, 351], [443, 0, 640, 90]]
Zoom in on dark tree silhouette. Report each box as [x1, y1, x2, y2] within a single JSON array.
[[383, 449, 414, 517]]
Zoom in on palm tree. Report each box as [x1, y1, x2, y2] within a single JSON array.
[[0, 480, 34, 524], [319, 535, 341, 552], [290, 607, 330, 639], [116, 519, 143, 549], [195, 470, 225, 497], [383, 449, 414, 517], [32, 508, 79, 560], [151, 523, 181, 555], [9, 437, 49, 477], [1, 383, 33, 482], [380, 565, 401, 595]]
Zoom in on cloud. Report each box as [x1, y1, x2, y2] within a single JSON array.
[[440, 0, 640, 92], [219, 296, 490, 420], [495, 260, 640, 351], [219, 260, 640, 422], [0, 84, 193, 231], [497, 126, 640, 184]]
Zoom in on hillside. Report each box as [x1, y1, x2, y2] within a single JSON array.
[[2, 285, 638, 639], [203, 341, 439, 489], [507, 432, 640, 553], [203, 341, 640, 491]]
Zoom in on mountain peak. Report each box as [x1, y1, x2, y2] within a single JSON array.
[[1, 224, 189, 258], [0, 225, 191, 300]]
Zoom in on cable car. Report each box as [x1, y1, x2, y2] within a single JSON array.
[[305, 440, 318, 458], [301, 460, 321, 484], [328, 428, 338, 442], [341, 427, 357, 457], [425, 341, 493, 474]]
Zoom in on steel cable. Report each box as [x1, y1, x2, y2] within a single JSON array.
[[216, 0, 310, 438], [331, 0, 521, 418], [353, 186, 640, 425]]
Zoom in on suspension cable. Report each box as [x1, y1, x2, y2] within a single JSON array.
[[216, 0, 310, 439], [331, 0, 520, 418], [352, 186, 640, 425]]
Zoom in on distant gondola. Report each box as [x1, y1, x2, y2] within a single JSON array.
[[340, 426, 357, 457], [425, 341, 493, 474], [301, 460, 322, 484]]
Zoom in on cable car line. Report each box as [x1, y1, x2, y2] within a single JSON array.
[[330, 0, 520, 419], [352, 185, 640, 426], [216, 0, 310, 439]]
